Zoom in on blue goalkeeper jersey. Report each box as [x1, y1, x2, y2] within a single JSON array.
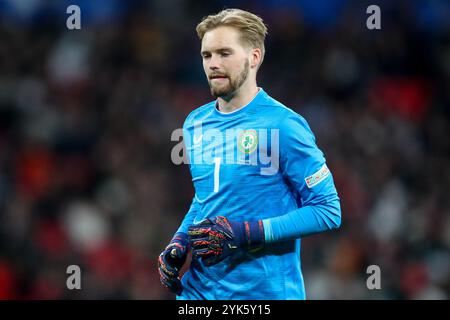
[[176, 88, 341, 300]]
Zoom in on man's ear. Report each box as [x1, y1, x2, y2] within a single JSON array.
[[250, 48, 262, 69]]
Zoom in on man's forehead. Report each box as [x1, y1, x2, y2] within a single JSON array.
[[201, 26, 243, 51]]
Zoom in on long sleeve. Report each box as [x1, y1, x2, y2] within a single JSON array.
[[176, 196, 200, 235], [263, 112, 341, 242], [174, 119, 200, 236]]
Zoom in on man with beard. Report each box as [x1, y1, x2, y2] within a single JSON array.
[[158, 8, 342, 300]]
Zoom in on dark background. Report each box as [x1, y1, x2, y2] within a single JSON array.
[[0, 0, 449, 299]]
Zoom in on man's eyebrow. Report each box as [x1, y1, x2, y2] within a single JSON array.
[[201, 47, 235, 55]]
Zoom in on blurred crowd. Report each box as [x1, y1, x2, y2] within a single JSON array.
[[0, 0, 449, 299]]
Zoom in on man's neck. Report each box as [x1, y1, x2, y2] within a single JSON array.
[[217, 83, 259, 113]]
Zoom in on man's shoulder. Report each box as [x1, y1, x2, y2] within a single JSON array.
[[258, 92, 318, 143], [259, 92, 308, 125]]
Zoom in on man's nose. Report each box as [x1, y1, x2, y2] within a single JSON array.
[[209, 55, 220, 70]]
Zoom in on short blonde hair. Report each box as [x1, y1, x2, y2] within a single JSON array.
[[196, 9, 268, 65]]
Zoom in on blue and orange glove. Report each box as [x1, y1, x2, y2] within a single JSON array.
[[188, 216, 265, 266], [158, 232, 189, 295]]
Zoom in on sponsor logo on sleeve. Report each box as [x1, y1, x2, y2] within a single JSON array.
[[305, 164, 330, 188]]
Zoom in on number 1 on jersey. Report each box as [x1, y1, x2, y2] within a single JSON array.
[[214, 157, 221, 193]]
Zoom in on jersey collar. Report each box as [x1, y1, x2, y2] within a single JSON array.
[[213, 87, 265, 117]]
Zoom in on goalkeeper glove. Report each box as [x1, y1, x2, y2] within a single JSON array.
[[188, 216, 264, 266], [158, 232, 189, 295]]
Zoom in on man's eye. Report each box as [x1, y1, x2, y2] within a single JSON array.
[[221, 52, 230, 57]]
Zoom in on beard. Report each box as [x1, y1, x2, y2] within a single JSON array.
[[208, 60, 249, 98]]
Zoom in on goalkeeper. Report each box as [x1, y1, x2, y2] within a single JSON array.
[[158, 9, 341, 300]]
